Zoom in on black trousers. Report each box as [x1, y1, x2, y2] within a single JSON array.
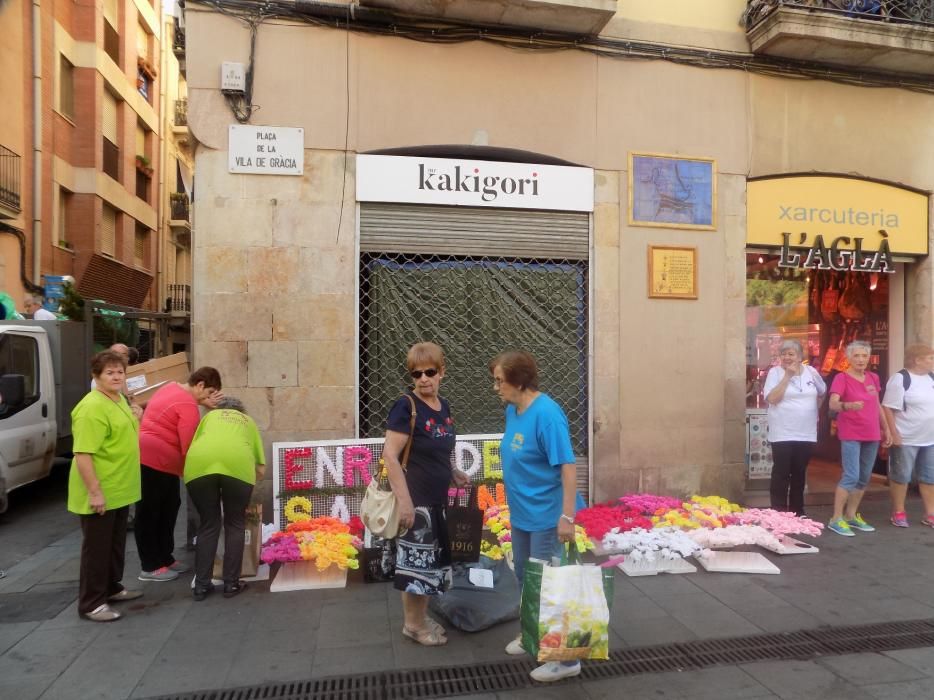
[[134, 465, 181, 572], [78, 506, 129, 615], [187, 474, 253, 588], [769, 440, 814, 516]]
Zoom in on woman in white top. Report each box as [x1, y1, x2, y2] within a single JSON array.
[[764, 339, 827, 515], [881, 344, 934, 528]]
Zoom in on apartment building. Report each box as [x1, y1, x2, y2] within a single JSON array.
[[0, 0, 190, 325]]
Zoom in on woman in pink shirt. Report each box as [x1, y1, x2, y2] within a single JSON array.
[[827, 341, 892, 537], [135, 367, 223, 581]]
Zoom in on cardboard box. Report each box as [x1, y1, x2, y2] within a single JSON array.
[[125, 352, 190, 398]]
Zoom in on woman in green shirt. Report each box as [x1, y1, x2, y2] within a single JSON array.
[[184, 396, 265, 601], [68, 350, 143, 622]]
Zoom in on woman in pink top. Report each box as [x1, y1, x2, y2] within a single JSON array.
[[827, 341, 892, 537], [135, 367, 223, 581]]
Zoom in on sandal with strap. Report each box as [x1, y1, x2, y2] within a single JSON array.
[[424, 617, 446, 638], [402, 625, 448, 646]]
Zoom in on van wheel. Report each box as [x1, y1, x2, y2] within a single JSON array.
[[0, 478, 8, 515]]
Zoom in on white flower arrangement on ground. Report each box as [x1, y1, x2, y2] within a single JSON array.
[[688, 524, 782, 552], [601, 526, 705, 562]]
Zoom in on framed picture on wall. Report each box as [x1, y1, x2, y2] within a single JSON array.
[[648, 245, 698, 300], [629, 153, 716, 230]]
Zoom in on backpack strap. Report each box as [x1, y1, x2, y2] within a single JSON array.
[[899, 369, 911, 411], [399, 394, 417, 471]]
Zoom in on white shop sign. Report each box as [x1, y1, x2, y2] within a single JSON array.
[[228, 125, 304, 175], [356, 154, 594, 212]]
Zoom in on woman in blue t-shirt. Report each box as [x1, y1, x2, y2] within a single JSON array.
[[383, 342, 469, 646], [489, 350, 581, 683]]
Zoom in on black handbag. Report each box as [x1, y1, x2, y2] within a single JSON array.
[[446, 486, 483, 563]]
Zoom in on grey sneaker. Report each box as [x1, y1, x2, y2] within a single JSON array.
[[138, 566, 179, 582], [169, 561, 191, 573]]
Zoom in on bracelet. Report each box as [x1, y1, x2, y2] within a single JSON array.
[[560, 514, 575, 525], [841, 403, 847, 412]]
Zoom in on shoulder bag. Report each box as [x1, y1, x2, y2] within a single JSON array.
[[360, 394, 416, 539]]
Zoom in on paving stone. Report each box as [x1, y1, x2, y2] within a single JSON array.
[[0, 625, 102, 679], [0, 675, 56, 700], [225, 630, 315, 687], [817, 652, 928, 686], [611, 615, 697, 647], [584, 665, 775, 699], [882, 647, 934, 676], [0, 621, 40, 655], [0, 583, 77, 623], [39, 601, 189, 700], [863, 677, 934, 699], [729, 604, 822, 633], [311, 642, 397, 677], [741, 658, 878, 699]]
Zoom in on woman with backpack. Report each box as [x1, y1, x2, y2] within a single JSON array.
[[827, 340, 893, 536], [763, 339, 826, 515], [881, 344, 934, 528]]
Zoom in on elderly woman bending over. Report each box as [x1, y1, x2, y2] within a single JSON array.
[[184, 396, 265, 601], [827, 340, 892, 536], [764, 339, 826, 515]]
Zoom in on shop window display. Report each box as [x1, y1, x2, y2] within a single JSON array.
[[746, 254, 889, 465]]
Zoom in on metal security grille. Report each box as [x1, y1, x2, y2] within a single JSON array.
[[358, 203, 590, 492]]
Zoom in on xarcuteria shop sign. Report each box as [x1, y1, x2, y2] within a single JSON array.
[[747, 176, 929, 272]]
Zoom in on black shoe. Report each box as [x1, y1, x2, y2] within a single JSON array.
[[193, 583, 215, 602], [223, 581, 248, 599]]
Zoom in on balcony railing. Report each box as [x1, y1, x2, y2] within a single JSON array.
[[745, 0, 934, 30], [170, 192, 190, 222], [0, 145, 22, 213], [173, 18, 185, 57], [102, 138, 119, 180], [175, 98, 188, 127], [166, 283, 191, 313]]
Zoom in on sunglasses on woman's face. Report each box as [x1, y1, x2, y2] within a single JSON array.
[[410, 368, 439, 379]]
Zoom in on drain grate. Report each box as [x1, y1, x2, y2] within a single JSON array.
[[144, 618, 934, 700]]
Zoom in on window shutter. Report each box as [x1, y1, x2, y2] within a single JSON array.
[[103, 0, 118, 28], [136, 124, 146, 157], [359, 203, 589, 260], [136, 23, 149, 60], [101, 205, 116, 256], [102, 91, 118, 143]]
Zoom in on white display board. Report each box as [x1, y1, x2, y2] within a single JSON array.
[[229, 125, 304, 175], [356, 154, 594, 211]]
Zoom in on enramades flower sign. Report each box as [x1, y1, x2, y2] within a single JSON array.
[[272, 434, 504, 530]]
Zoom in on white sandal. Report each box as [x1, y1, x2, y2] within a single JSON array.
[[82, 603, 122, 622]]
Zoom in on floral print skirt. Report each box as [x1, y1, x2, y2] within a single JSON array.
[[393, 505, 452, 596]]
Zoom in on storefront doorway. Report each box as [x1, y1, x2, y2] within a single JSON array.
[[745, 254, 895, 498]]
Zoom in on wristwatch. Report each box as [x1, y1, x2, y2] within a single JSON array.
[[560, 514, 575, 525]]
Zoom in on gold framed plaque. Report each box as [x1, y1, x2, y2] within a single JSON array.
[[648, 245, 697, 300]]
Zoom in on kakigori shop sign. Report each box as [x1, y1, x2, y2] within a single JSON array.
[[747, 176, 929, 272]]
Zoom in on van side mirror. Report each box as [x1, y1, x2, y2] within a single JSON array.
[[0, 374, 26, 407]]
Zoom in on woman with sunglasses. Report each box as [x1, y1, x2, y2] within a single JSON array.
[[382, 342, 470, 646]]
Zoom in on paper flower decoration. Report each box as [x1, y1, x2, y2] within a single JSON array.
[[601, 527, 703, 562], [262, 516, 362, 570], [687, 524, 781, 551], [618, 493, 683, 515], [284, 496, 313, 523], [727, 509, 824, 538], [574, 504, 654, 540]]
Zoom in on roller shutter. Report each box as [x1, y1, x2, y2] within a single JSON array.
[[102, 91, 118, 143], [359, 203, 589, 259]]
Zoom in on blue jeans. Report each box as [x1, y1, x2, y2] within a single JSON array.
[[839, 440, 879, 491], [511, 526, 561, 588]]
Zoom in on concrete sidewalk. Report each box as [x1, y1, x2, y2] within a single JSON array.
[[2, 494, 934, 699]]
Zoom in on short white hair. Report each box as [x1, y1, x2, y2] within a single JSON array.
[[845, 340, 872, 359], [779, 339, 804, 359]]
